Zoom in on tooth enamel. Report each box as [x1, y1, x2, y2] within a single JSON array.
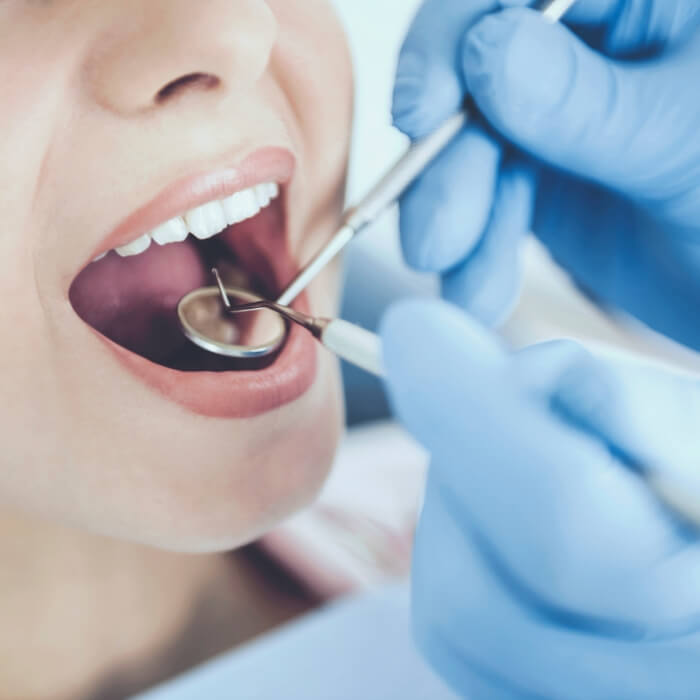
[[185, 201, 228, 240], [223, 189, 260, 226], [255, 184, 271, 207], [103, 182, 279, 259], [151, 216, 188, 246], [92, 251, 108, 263], [116, 233, 151, 257]]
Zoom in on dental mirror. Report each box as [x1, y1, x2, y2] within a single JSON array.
[[179, 269, 384, 376], [178, 284, 287, 360]]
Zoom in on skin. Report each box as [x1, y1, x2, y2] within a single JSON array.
[[0, 1, 352, 696]]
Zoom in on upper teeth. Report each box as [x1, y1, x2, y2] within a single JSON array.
[[101, 182, 279, 260]]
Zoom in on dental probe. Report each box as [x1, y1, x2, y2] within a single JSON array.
[[212, 269, 384, 376], [276, 0, 578, 307]]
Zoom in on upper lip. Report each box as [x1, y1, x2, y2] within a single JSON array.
[[87, 146, 296, 266]]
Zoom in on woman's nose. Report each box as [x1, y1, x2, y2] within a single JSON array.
[[86, 0, 278, 115]]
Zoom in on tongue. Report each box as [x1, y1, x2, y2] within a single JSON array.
[[70, 239, 208, 363]]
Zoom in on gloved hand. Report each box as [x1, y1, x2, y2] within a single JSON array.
[[393, 0, 700, 349], [381, 298, 700, 700]]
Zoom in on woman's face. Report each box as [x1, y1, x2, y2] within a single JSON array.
[[0, 0, 353, 550]]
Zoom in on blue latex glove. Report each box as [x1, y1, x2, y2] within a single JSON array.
[[393, 1, 700, 349], [381, 299, 700, 700]]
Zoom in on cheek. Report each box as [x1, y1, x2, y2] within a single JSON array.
[[269, 0, 354, 172]]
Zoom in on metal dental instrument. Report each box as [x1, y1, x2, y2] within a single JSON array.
[[178, 283, 287, 359], [177, 0, 578, 363], [275, 0, 578, 307], [212, 269, 384, 376]]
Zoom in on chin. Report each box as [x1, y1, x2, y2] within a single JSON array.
[[132, 349, 345, 554]]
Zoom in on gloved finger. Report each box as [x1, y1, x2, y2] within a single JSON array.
[[600, 0, 700, 53], [392, 0, 500, 139], [565, 354, 700, 523], [399, 125, 501, 272], [503, 0, 700, 54], [441, 160, 535, 326], [394, 0, 700, 142], [514, 343, 700, 524], [413, 473, 700, 700], [381, 300, 700, 625], [510, 340, 700, 478], [510, 339, 700, 526], [532, 171, 700, 350], [462, 7, 700, 213]]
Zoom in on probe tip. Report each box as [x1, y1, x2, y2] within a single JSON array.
[[211, 267, 232, 310]]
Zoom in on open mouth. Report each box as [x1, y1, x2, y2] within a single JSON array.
[[68, 148, 319, 418], [72, 182, 284, 371]]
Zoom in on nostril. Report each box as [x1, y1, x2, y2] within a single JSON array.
[[155, 73, 221, 104]]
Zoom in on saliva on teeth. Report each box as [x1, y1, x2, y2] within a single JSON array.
[[94, 182, 279, 262]]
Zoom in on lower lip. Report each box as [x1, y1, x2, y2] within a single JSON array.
[[98, 295, 318, 419]]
